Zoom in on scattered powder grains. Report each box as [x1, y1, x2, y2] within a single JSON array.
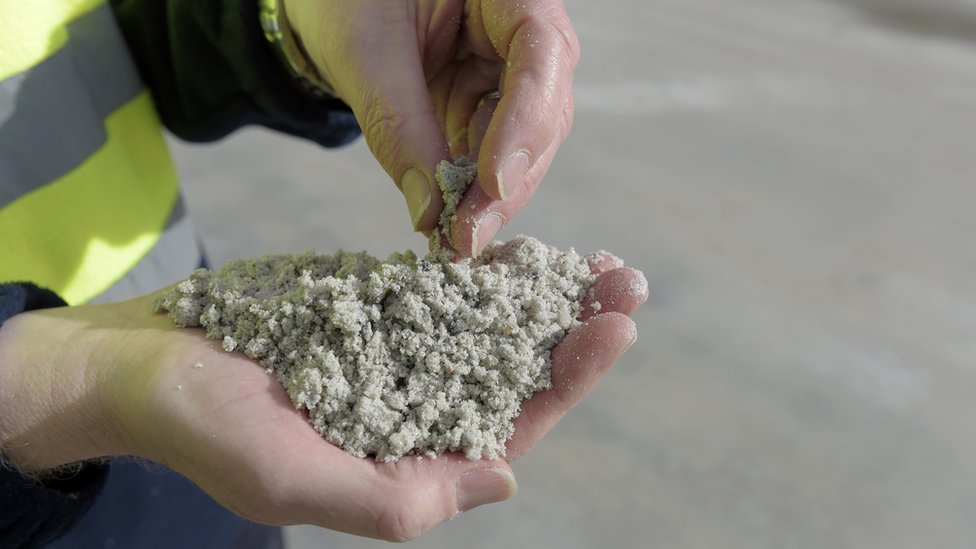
[[154, 236, 598, 461]]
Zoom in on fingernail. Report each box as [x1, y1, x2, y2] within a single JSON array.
[[456, 468, 517, 513], [401, 169, 432, 231], [471, 211, 506, 257], [496, 150, 530, 201]]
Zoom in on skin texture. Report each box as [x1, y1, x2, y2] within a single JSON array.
[[283, 0, 580, 256], [0, 262, 646, 541]]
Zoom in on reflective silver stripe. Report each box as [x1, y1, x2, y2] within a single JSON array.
[[0, 4, 143, 208], [90, 197, 204, 304]]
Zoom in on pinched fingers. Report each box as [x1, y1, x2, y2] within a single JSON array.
[[450, 134, 562, 257], [580, 267, 649, 321]]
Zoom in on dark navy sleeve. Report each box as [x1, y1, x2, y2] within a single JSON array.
[[109, 0, 362, 148], [0, 283, 110, 547]]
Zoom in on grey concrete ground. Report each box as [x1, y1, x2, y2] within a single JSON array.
[[168, 0, 976, 547]]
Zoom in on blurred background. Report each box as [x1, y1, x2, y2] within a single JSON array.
[[168, 0, 976, 547]]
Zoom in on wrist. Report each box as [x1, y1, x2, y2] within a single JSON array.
[[0, 304, 132, 472], [260, 0, 338, 99]]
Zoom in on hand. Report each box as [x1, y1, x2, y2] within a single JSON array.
[[0, 262, 644, 541], [284, 0, 580, 256]]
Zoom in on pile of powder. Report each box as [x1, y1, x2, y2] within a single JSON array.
[[154, 237, 595, 461], [154, 237, 598, 461]]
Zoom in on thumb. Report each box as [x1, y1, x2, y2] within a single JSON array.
[[297, 452, 517, 542], [369, 460, 517, 541]]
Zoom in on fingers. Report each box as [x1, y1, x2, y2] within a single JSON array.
[[505, 312, 637, 461], [584, 251, 626, 274], [447, 0, 579, 255], [450, 135, 562, 256], [475, 0, 580, 202], [580, 267, 649, 321]]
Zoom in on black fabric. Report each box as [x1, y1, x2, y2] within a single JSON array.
[[0, 283, 67, 323], [45, 459, 277, 549], [109, 0, 362, 148], [0, 283, 110, 548]]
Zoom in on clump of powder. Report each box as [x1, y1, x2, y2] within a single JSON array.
[[429, 156, 478, 258], [154, 235, 598, 461]]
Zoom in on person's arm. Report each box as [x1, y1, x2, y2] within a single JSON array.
[[0, 284, 109, 547], [108, 0, 361, 148]]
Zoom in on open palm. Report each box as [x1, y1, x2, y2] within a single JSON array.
[[117, 258, 645, 541]]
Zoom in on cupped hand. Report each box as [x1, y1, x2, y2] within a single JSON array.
[[284, 0, 580, 256], [0, 262, 644, 542]]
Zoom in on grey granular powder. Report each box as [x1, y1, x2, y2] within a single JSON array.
[[154, 236, 596, 461], [430, 156, 478, 255]]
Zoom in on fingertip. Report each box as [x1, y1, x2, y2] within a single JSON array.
[[634, 270, 649, 306], [449, 187, 507, 259], [583, 268, 649, 318], [614, 313, 639, 351], [477, 167, 505, 202], [584, 312, 638, 361], [401, 168, 432, 230], [470, 211, 506, 257], [584, 251, 625, 274], [550, 313, 635, 389], [588, 312, 638, 351], [594, 312, 639, 356]]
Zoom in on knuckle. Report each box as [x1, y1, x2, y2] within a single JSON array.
[[549, 17, 581, 67], [361, 104, 407, 170]]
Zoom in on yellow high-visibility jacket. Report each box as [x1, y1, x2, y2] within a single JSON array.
[[0, 0, 201, 305], [0, 0, 359, 305]]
